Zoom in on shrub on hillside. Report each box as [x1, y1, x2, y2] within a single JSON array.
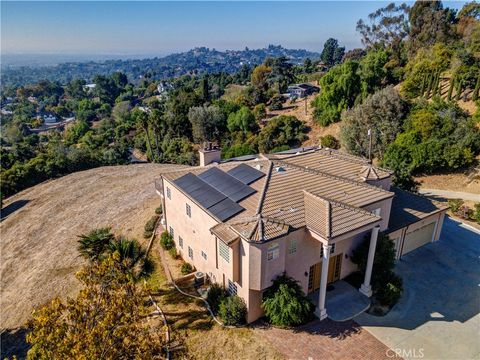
[[168, 246, 177, 259], [206, 283, 229, 313], [262, 273, 313, 327], [218, 295, 247, 326], [319, 134, 340, 150], [448, 199, 464, 213], [160, 231, 174, 250], [472, 203, 480, 224], [143, 215, 159, 238], [181, 262, 193, 275], [155, 206, 163, 215]]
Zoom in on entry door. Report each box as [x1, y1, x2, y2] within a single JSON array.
[[327, 253, 343, 283], [308, 262, 321, 293]]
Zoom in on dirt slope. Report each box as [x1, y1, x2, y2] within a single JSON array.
[[0, 163, 187, 330]]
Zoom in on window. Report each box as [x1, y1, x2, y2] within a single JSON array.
[[201, 250, 207, 260], [218, 240, 229, 263], [188, 246, 193, 259], [186, 203, 191, 218], [169, 226, 174, 238], [178, 236, 183, 249], [330, 243, 335, 254], [372, 208, 381, 216], [166, 187, 171, 200], [288, 239, 297, 254], [228, 280, 237, 295], [267, 243, 279, 261]]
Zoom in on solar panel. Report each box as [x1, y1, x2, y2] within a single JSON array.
[[198, 167, 255, 202], [174, 173, 226, 209], [174, 172, 245, 221], [208, 198, 244, 221], [227, 163, 265, 185]]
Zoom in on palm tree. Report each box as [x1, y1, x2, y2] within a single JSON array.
[[77, 228, 115, 261], [108, 237, 153, 279]]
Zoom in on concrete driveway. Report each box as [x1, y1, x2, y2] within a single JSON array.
[[355, 217, 480, 360]]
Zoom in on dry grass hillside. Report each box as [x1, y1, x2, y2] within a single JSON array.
[[0, 163, 187, 331]]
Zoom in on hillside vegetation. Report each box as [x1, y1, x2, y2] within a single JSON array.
[[0, 163, 185, 330]]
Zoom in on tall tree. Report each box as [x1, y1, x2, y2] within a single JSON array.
[[188, 105, 226, 143], [321, 38, 342, 66]]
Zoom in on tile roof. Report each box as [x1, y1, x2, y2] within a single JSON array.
[[303, 191, 381, 239], [269, 147, 391, 181], [388, 187, 449, 232], [161, 149, 395, 243]]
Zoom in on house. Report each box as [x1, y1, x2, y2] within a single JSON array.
[[84, 83, 96, 92], [156, 146, 448, 323], [42, 112, 58, 124], [287, 83, 320, 99], [157, 81, 173, 96]]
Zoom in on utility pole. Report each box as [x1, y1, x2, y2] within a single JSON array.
[[368, 129, 372, 163], [304, 97, 307, 116]]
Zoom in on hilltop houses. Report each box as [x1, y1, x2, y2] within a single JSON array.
[[156, 145, 448, 323]]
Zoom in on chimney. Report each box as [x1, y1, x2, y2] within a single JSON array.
[[199, 141, 221, 166]]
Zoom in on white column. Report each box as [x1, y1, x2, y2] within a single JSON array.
[[315, 243, 331, 321], [360, 226, 380, 297]]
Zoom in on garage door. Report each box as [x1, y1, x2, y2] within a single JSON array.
[[402, 222, 436, 255]]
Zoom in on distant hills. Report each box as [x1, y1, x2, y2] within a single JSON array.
[[1, 45, 320, 87]]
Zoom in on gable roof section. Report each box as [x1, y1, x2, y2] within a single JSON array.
[[303, 191, 381, 239]]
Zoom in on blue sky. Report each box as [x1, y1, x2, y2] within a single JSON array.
[[1, 1, 468, 56]]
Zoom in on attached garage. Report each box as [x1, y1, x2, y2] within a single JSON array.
[[401, 222, 436, 255]]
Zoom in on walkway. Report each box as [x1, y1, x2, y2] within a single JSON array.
[[418, 189, 480, 202], [308, 281, 370, 321], [255, 319, 395, 360]]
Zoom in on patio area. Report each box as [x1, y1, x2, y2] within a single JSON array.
[[309, 281, 371, 321]]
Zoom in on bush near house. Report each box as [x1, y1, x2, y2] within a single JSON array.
[[262, 273, 313, 327], [160, 231, 174, 250], [351, 233, 403, 307], [168, 246, 178, 259], [218, 295, 247, 326], [143, 215, 159, 238], [155, 205, 163, 215], [319, 134, 340, 149], [206, 283, 229, 313], [448, 198, 464, 213], [181, 262, 193, 275]]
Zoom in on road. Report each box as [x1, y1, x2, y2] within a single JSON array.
[[418, 188, 480, 202]]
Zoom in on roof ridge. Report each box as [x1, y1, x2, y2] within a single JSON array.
[[303, 190, 382, 219], [255, 161, 273, 215], [275, 160, 394, 196]]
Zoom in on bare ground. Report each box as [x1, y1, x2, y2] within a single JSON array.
[[0, 163, 186, 331]]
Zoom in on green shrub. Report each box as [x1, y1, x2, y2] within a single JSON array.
[[262, 273, 313, 327], [218, 295, 247, 326], [181, 262, 193, 275], [448, 198, 464, 213], [155, 206, 163, 215], [206, 283, 229, 313], [160, 231, 174, 250], [472, 203, 480, 224], [319, 135, 340, 149], [375, 273, 403, 307], [168, 246, 177, 259], [144, 215, 159, 238]]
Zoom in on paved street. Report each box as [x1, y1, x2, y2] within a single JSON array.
[[356, 217, 480, 360]]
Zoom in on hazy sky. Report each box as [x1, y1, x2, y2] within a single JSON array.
[[1, 1, 468, 56]]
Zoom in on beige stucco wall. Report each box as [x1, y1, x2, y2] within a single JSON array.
[[387, 210, 447, 259], [362, 197, 393, 231]]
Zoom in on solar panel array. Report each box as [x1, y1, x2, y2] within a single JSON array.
[[198, 167, 255, 202], [227, 163, 265, 185], [174, 165, 263, 222]]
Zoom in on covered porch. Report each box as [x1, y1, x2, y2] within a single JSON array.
[[308, 280, 370, 321]]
